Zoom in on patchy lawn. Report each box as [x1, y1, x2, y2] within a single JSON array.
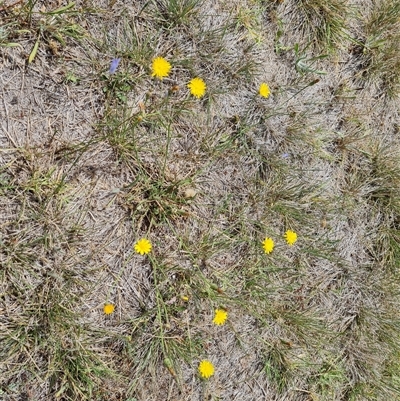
[[1, 0, 400, 400]]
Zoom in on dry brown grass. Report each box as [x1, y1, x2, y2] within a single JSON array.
[[1, 0, 400, 400]]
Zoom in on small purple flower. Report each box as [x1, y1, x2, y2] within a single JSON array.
[[282, 153, 289, 158], [109, 58, 121, 74]]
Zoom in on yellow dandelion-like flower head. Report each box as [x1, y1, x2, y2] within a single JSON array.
[[151, 57, 171, 79], [262, 237, 274, 254], [134, 238, 152, 255], [284, 230, 297, 246], [213, 309, 228, 325], [198, 359, 215, 379], [188, 77, 206, 98], [259, 82, 271, 98], [103, 303, 115, 315]]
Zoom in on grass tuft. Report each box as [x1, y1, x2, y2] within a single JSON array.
[[356, 0, 400, 97], [281, 0, 350, 50], [151, 0, 202, 28]]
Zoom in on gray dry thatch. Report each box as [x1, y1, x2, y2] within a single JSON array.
[[1, 0, 400, 400]]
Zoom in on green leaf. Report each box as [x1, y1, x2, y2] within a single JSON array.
[[1, 43, 22, 48], [42, 1, 76, 15], [28, 37, 40, 63]]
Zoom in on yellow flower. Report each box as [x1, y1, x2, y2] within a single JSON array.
[[198, 360, 214, 379], [284, 230, 297, 246], [213, 309, 228, 325], [259, 82, 270, 98], [134, 238, 152, 255], [262, 237, 274, 254], [151, 57, 171, 79], [188, 77, 206, 98], [103, 303, 115, 315]]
